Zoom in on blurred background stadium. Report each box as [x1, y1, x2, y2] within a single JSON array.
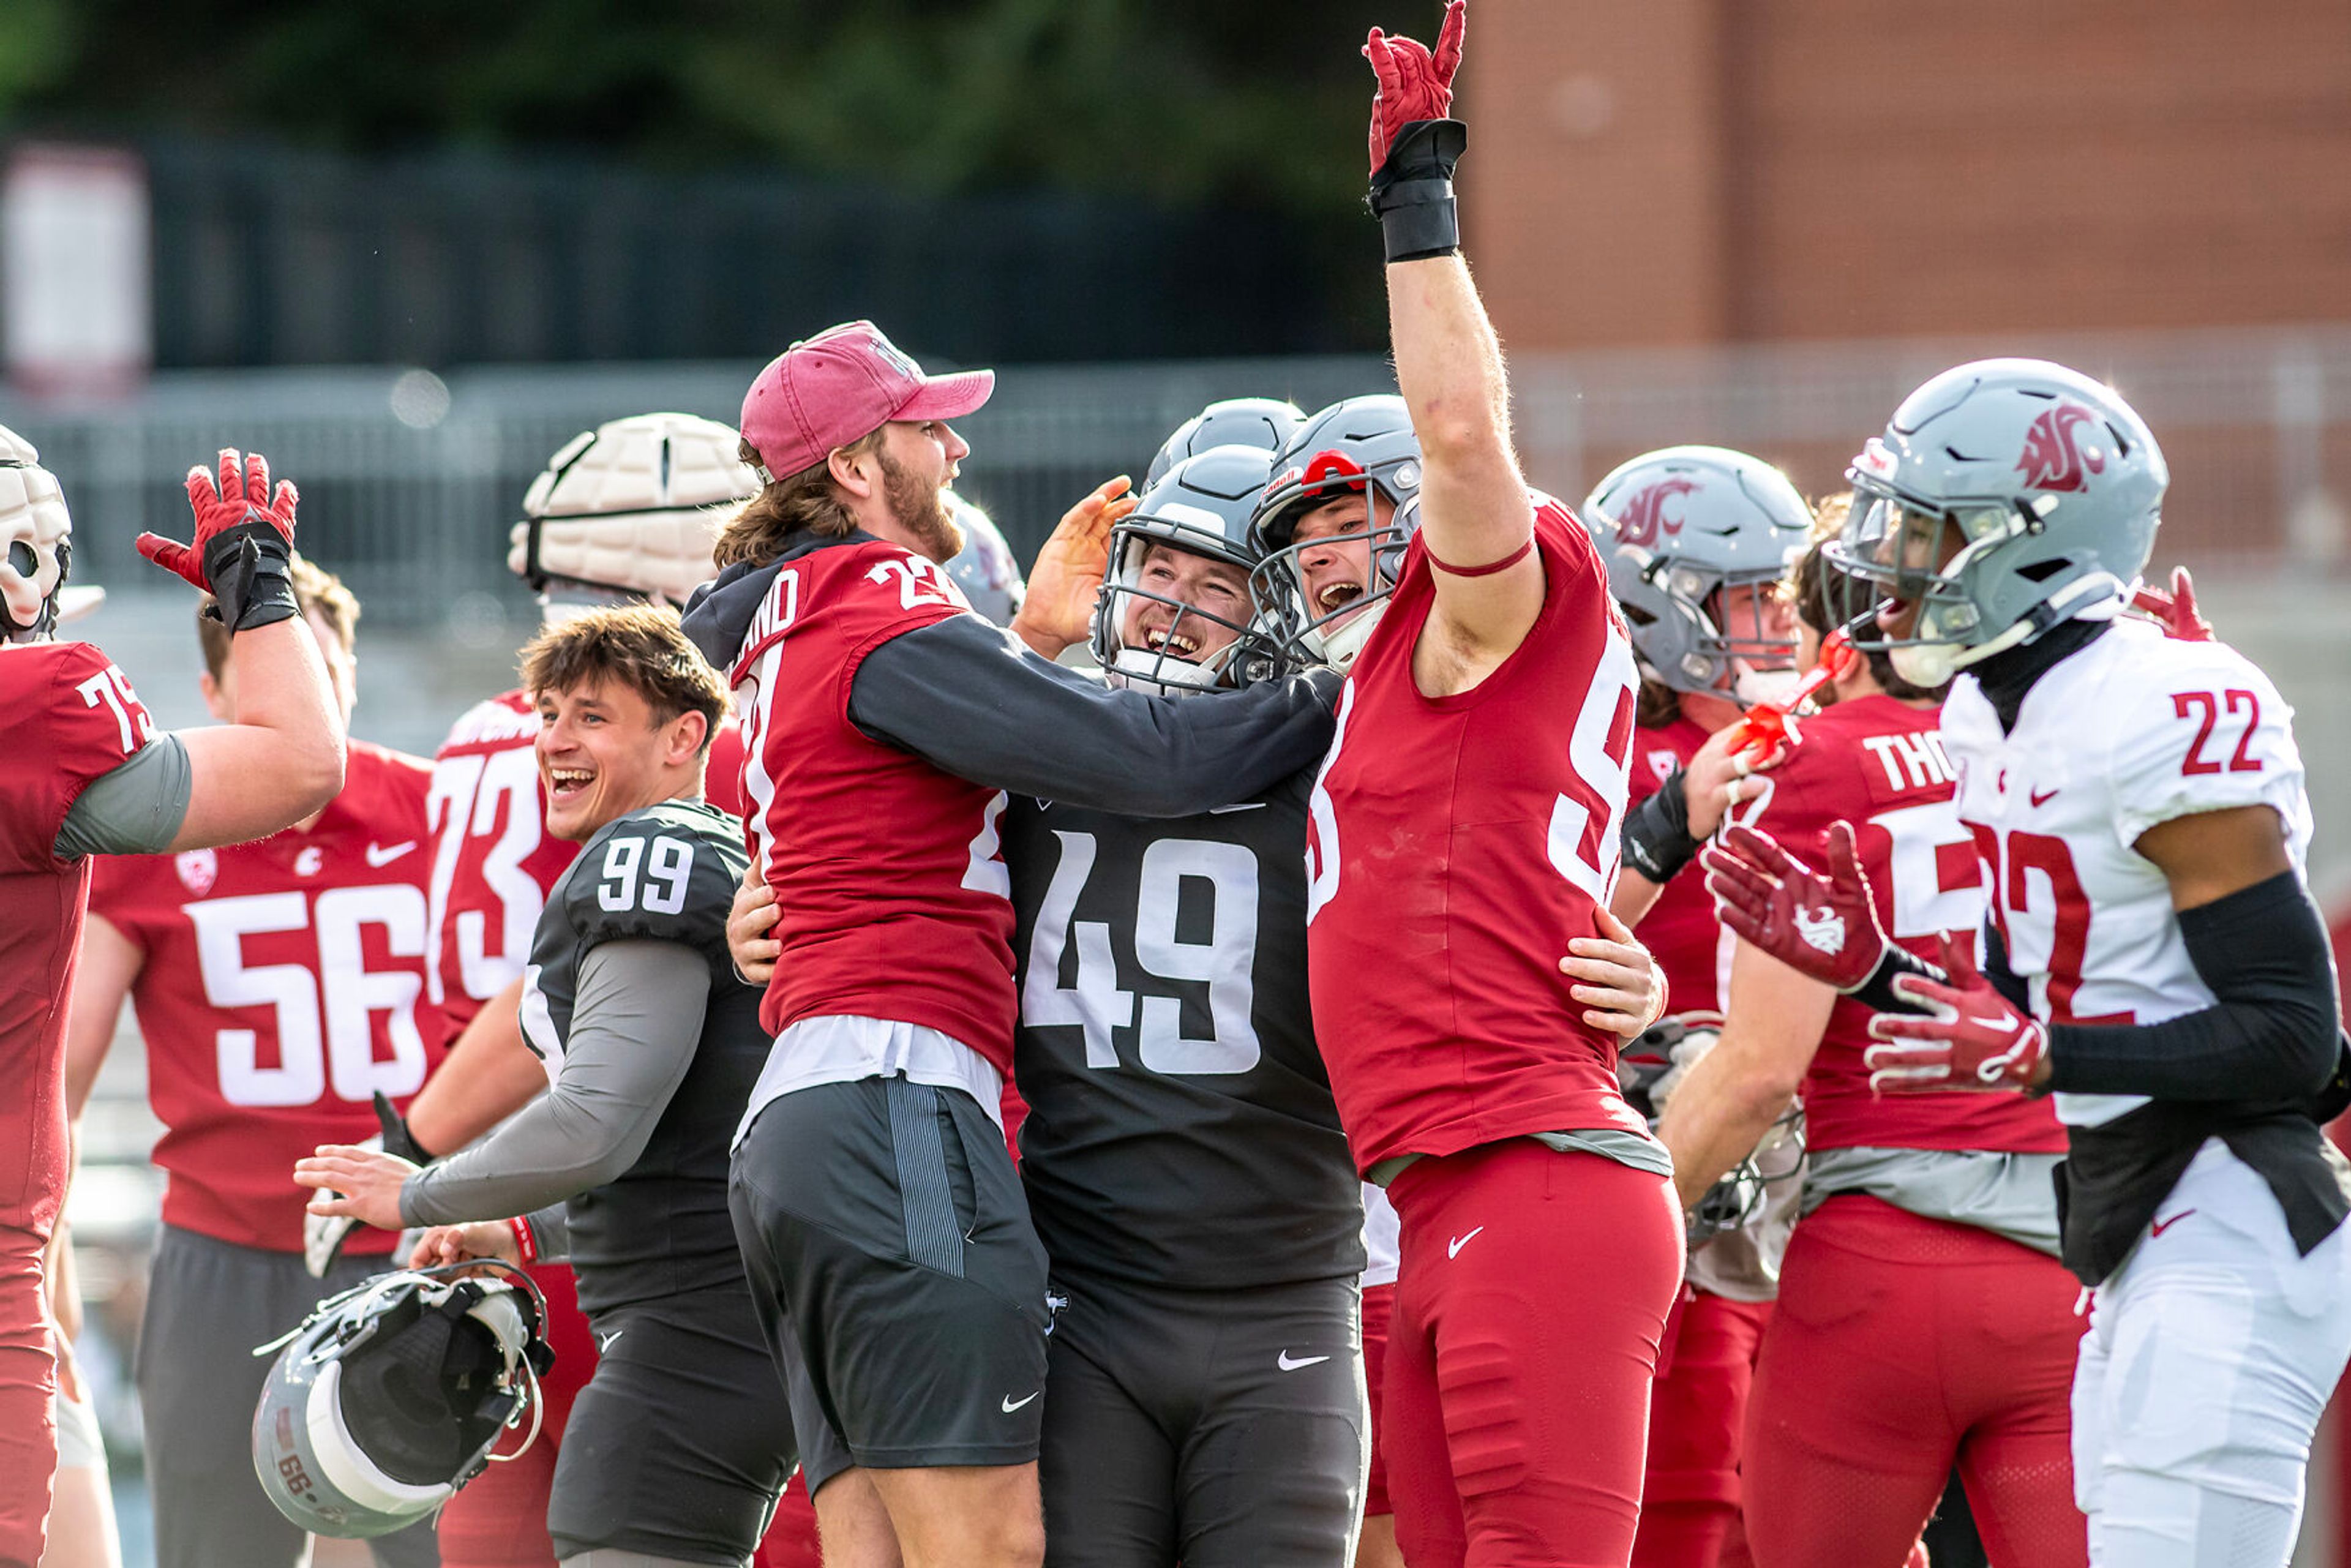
[[4, 2, 2347, 1562]]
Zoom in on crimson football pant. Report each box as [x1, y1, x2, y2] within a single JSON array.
[[1742, 1195, 2085, 1568], [1631, 1288, 1772, 1568], [1360, 1280, 1397, 1519], [1384, 1139, 1684, 1568], [0, 1216, 52, 1568]]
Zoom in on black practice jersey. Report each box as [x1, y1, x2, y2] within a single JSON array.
[[522, 799, 767, 1315], [1003, 769, 1364, 1291]]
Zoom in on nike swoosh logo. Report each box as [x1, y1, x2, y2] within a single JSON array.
[[598, 1329, 623, 1353], [2028, 789, 2059, 808], [1001, 1391, 1040, 1414], [2151, 1209, 2196, 1238], [1208, 801, 1266, 814], [1447, 1226, 1484, 1259], [1277, 1351, 1331, 1371], [366, 841, 419, 866]]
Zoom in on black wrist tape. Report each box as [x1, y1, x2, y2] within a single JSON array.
[[1850, 943, 1948, 1013], [1370, 119, 1468, 263], [201, 519, 299, 634], [1621, 771, 1700, 883]]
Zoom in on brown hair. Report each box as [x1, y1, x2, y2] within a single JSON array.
[[517, 604, 730, 754], [713, 430, 885, 568], [198, 552, 359, 680]]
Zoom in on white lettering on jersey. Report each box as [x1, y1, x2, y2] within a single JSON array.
[[864, 555, 959, 613], [1861, 731, 1956, 792], [189, 887, 432, 1109], [1547, 632, 1641, 901], [1303, 683, 1354, 925], [75, 666, 154, 755], [424, 746, 546, 1006]]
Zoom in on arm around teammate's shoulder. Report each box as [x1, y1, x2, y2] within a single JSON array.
[[848, 614, 1337, 817]]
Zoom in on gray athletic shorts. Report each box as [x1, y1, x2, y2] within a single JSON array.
[[137, 1225, 440, 1568], [547, 1283, 798, 1564], [1039, 1270, 1368, 1567], [729, 1075, 1051, 1489]]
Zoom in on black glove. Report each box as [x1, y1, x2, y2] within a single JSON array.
[[374, 1090, 437, 1166], [1368, 119, 1468, 264]]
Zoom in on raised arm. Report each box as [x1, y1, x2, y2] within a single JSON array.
[[1365, 4, 1545, 677], [77, 450, 345, 854], [850, 614, 1337, 817]]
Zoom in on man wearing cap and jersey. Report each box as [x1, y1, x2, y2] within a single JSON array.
[[682, 323, 1337, 1568]]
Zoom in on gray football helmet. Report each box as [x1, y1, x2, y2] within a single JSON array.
[[1829, 358, 2167, 688], [1092, 445, 1275, 695], [1583, 446, 1810, 706], [252, 1265, 550, 1539], [943, 493, 1025, 626], [1619, 1016, 1805, 1249], [1144, 397, 1306, 489], [0, 424, 72, 643], [1247, 395, 1424, 675]]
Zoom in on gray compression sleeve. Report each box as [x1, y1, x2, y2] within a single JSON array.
[[848, 614, 1338, 817], [522, 1203, 569, 1262], [400, 940, 710, 1226], [53, 734, 193, 860]]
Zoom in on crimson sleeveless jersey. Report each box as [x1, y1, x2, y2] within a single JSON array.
[[423, 689, 580, 1046], [89, 742, 447, 1251], [1630, 716, 1728, 1017], [0, 640, 156, 1232], [1307, 499, 1654, 1174], [1733, 695, 2064, 1155], [726, 541, 1017, 1068]]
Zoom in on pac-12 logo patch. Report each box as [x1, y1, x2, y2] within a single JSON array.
[[174, 849, 218, 895], [1614, 477, 1699, 549], [2015, 402, 2107, 493]]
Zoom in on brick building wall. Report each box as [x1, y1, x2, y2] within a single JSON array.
[[1466, 0, 2351, 351]]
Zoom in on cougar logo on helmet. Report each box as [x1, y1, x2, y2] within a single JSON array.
[[2015, 403, 2107, 493], [1614, 478, 1700, 549]]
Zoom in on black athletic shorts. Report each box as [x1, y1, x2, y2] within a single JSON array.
[[1038, 1269, 1368, 1567], [729, 1075, 1051, 1487], [547, 1281, 798, 1564]]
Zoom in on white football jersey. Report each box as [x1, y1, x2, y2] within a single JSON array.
[[1941, 620, 2312, 1130]]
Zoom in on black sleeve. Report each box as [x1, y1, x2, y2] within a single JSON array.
[[1980, 921, 2033, 1013], [2047, 871, 2344, 1101], [847, 615, 1338, 818]]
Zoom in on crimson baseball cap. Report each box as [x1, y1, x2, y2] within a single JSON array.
[[738, 321, 996, 482]]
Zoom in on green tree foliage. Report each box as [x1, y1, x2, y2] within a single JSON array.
[[1, 0, 1382, 216]]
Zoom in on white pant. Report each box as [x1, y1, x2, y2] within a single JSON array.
[[2074, 1138, 2351, 1567]]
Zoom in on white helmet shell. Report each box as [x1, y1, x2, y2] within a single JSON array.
[[509, 413, 759, 609], [0, 423, 72, 643]]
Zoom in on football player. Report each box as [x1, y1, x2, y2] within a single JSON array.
[[1270, 9, 1682, 1562], [678, 321, 1342, 1568], [1583, 446, 1811, 1568], [339, 411, 821, 1568], [1706, 358, 2351, 1567], [297, 606, 797, 1568], [64, 550, 444, 1568], [1660, 531, 2085, 1565], [1, 438, 342, 1568], [727, 440, 1664, 1568]]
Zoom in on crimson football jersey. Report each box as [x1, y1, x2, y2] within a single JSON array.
[[424, 689, 580, 1046], [0, 641, 156, 1232], [705, 718, 749, 820], [726, 539, 1016, 1068], [89, 741, 445, 1251], [1631, 716, 1728, 1018], [1734, 694, 2064, 1155], [1307, 500, 1654, 1175]]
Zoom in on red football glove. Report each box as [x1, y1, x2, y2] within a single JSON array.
[[1864, 935, 2050, 1093], [2130, 565, 2213, 642], [1363, 1, 1467, 175], [1701, 820, 1889, 992], [138, 448, 299, 593]]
